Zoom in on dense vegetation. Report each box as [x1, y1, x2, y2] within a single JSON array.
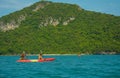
[[0, 1, 120, 55]]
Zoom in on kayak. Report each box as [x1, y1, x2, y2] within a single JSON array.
[[17, 58, 55, 62]]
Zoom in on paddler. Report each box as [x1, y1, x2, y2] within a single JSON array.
[[20, 51, 26, 60], [38, 51, 44, 60]]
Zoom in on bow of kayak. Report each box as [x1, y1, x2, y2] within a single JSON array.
[[17, 58, 55, 62]]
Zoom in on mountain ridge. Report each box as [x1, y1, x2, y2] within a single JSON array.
[[0, 1, 120, 55]]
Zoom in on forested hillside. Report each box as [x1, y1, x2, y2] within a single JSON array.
[[0, 1, 120, 55]]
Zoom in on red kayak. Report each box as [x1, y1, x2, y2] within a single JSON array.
[[17, 58, 55, 62]]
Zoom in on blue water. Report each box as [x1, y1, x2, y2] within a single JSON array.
[[0, 55, 120, 78]]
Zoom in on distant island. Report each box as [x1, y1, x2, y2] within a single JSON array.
[[0, 1, 120, 55]]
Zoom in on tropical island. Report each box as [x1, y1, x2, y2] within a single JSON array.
[[0, 1, 120, 55]]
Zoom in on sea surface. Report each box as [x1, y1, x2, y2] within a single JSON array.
[[0, 55, 120, 78]]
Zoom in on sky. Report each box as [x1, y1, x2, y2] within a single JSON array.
[[0, 0, 120, 17]]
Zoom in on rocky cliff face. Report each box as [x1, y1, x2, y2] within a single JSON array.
[[38, 16, 75, 27], [0, 15, 25, 32], [33, 1, 50, 11]]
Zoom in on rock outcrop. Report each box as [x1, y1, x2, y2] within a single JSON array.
[[0, 15, 26, 32]]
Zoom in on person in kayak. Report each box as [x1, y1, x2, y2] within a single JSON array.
[[38, 53, 44, 60], [20, 51, 26, 60]]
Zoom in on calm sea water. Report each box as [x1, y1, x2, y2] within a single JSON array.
[[0, 55, 120, 78]]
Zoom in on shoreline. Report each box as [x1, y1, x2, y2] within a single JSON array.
[[0, 53, 120, 56], [0, 54, 78, 56]]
